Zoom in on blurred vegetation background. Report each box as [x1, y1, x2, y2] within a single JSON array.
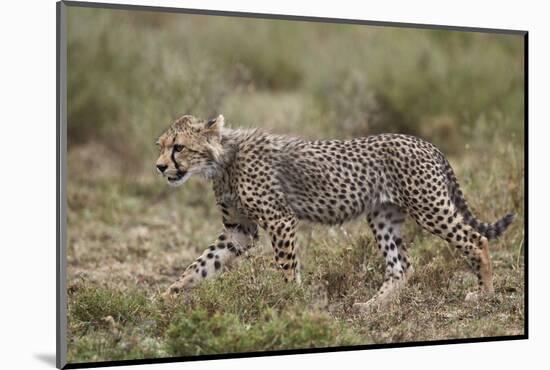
[[67, 7, 524, 166], [66, 6, 525, 364]]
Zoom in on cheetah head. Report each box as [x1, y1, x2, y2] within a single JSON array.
[[155, 114, 225, 186]]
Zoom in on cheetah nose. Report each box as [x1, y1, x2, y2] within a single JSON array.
[[156, 164, 168, 173]]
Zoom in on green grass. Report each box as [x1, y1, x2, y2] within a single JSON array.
[[165, 309, 362, 356], [66, 6, 524, 364]]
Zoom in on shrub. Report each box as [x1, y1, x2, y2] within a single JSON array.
[[165, 308, 362, 356]]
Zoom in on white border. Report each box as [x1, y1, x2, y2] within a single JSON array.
[[1, 0, 547, 369]]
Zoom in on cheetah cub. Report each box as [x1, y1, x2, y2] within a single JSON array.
[[156, 114, 515, 310]]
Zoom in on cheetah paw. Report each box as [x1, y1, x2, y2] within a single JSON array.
[[160, 290, 176, 302], [464, 291, 482, 302], [160, 285, 185, 302], [353, 297, 385, 313], [465, 290, 494, 302]]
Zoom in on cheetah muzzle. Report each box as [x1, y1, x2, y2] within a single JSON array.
[[155, 114, 515, 309]]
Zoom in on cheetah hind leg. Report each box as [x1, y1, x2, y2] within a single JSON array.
[[407, 201, 494, 302], [354, 203, 412, 313], [464, 236, 494, 302]]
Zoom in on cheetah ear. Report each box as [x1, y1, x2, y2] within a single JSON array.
[[205, 114, 224, 136], [203, 115, 225, 160]]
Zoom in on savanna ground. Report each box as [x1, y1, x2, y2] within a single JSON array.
[[66, 6, 525, 364]]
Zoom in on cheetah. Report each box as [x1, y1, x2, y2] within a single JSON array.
[[155, 114, 515, 309]]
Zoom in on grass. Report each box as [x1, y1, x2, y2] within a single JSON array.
[[165, 309, 362, 356], [66, 134, 525, 362], [66, 6, 525, 364]]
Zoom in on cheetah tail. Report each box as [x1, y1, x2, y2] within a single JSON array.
[[441, 155, 516, 240], [464, 212, 516, 240]]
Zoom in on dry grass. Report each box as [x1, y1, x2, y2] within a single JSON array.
[[66, 130, 524, 363]]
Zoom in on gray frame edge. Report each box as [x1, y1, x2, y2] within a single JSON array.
[[56, 1, 68, 368]]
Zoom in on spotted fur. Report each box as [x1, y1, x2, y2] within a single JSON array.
[[156, 115, 515, 308]]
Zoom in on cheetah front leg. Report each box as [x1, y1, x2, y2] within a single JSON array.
[[354, 203, 411, 312], [162, 221, 258, 299], [264, 215, 301, 284]]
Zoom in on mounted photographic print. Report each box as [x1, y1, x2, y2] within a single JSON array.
[[56, 1, 527, 368]]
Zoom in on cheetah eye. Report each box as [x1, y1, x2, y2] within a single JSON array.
[[173, 144, 184, 152]]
